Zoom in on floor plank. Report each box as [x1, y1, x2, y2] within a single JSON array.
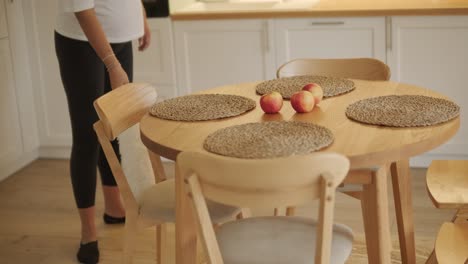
[[0, 159, 455, 263]]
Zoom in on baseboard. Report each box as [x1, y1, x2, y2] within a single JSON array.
[[39, 146, 71, 159], [410, 153, 468, 168], [39, 146, 175, 163], [0, 149, 39, 182], [39, 145, 466, 168]]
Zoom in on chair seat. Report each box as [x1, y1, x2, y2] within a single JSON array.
[[426, 160, 468, 208], [139, 179, 240, 223], [216, 216, 354, 264], [435, 222, 468, 263]]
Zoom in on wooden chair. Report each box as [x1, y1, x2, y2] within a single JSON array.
[[276, 58, 405, 262], [276, 58, 391, 80], [93, 83, 241, 263], [275, 58, 390, 217], [426, 160, 468, 263], [177, 151, 354, 264]]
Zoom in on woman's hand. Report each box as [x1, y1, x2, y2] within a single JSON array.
[[108, 63, 129, 89], [138, 18, 151, 51]]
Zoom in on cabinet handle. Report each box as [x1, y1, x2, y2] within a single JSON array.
[[310, 21, 345, 26], [386, 17, 392, 51], [263, 20, 270, 53]]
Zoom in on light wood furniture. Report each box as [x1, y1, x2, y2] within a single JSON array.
[[140, 80, 460, 264], [425, 160, 468, 264], [178, 151, 354, 264], [275, 57, 426, 264], [170, 0, 468, 20], [434, 222, 468, 264], [93, 83, 240, 263], [276, 58, 391, 80]]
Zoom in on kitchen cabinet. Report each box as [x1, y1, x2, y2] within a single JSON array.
[[173, 19, 276, 94], [22, 0, 69, 156], [0, 0, 6, 38], [388, 16, 468, 166], [173, 17, 386, 95], [275, 17, 387, 67], [20, 0, 177, 159], [0, 38, 23, 180], [0, 0, 40, 180], [133, 18, 177, 101]]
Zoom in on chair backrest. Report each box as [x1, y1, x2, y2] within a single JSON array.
[[177, 151, 350, 264], [93, 83, 158, 207], [94, 82, 158, 140], [276, 58, 391, 81]]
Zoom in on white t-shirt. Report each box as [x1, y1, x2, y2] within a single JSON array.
[[55, 0, 144, 43]]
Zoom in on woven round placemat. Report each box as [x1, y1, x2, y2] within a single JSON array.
[[203, 121, 334, 159], [346, 95, 460, 127], [256, 75, 355, 99], [150, 94, 256, 121]]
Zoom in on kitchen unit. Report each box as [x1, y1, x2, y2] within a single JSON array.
[[0, 0, 38, 181], [173, 19, 277, 93], [387, 16, 468, 165], [169, 0, 468, 167], [2, 0, 468, 179]]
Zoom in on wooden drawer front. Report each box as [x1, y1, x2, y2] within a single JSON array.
[[0, 0, 7, 39]]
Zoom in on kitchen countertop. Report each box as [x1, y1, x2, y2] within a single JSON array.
[[170, 0, 468, 20]]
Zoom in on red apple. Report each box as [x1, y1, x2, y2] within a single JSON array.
[[302, 83, 324, 104], [260, 91, 283, 114], [290, 91, 315, 113]]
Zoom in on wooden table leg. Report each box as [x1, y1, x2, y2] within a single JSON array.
[[148, 150, 167, 183], [425, 250, 438, 264], [361, 165, 392, 264], [175, 165, 197, 264], [391, 160, 416, 264]]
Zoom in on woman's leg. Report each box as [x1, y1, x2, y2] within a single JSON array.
[[55, 32, 106, 243], [97, 41, 134, 218]]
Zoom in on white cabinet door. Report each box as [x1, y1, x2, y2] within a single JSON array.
[[388, 16, 468, 164], [0, 39, 23, 171], [133, 18, 176, 100], [275, 17, 386, 68], [173, 19, 276, 94], [26, 0, 72, 151], [5, 0, 39, 154], [0, 0, 6, 38]]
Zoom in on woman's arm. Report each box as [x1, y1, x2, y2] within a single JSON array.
[[138, 3, 151, 51], [75, 9, 129, 89]]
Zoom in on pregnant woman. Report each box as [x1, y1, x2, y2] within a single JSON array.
[[54, 0, 151, 263]]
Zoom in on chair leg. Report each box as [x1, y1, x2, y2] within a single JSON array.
[[156, 224, 167, 264], [123, 214, 139, 264], [425, 251, 438, 264], [273, 207, 285, 216], [236, 208, 252, 219], [286, 206, 295, 216]]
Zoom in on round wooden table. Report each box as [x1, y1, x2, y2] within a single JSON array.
[[140, 80, 460, 264]]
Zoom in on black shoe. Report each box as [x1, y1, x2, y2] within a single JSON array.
[[77, 241, 99, 264], [103, 213, 126, 224]]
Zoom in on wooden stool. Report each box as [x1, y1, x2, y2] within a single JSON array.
[[426, 160, 468, 264]]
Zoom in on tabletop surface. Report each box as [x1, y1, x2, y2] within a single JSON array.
[[171, 0, 468, 20], [141, 79, 460, 168]]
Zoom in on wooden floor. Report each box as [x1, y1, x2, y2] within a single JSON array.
[[0, 159, 455, 264]]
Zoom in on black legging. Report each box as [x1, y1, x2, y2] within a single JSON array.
[[55, 31, 133, 209]]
